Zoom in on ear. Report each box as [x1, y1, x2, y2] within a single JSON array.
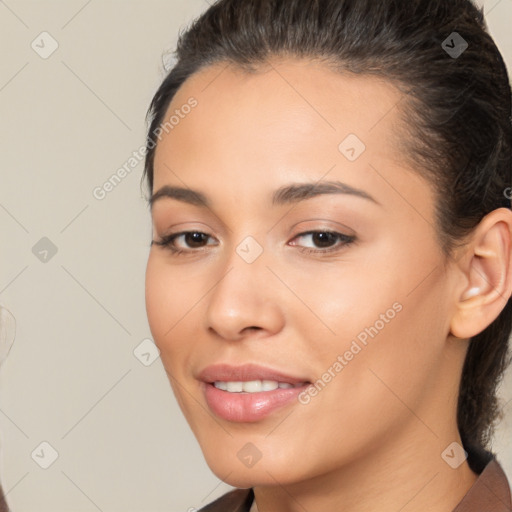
[[450, 207, 512, 339]]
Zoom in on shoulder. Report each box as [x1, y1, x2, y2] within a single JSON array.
[[453, 446, 512, 512], [198, 488, 254, 512], [0, 484, 9, 512]]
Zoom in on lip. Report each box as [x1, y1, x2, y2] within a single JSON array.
[[197, 363, 310, 385], [198, 363, 311, 423]]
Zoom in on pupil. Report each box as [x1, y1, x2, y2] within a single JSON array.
[[313, 232, 335, 247], [187, 232, 206, 247]]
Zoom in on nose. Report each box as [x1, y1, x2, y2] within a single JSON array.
[[204, 251, 286, 342]]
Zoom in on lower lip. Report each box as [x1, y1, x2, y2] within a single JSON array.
[[203, 382, 309, 422]]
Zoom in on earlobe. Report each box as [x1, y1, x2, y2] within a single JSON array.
[[450, 208, 512, 340]]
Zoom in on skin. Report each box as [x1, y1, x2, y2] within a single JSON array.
[[145, 58, 512, 512]]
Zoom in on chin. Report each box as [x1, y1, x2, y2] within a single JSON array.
[[201, 446, 307, 488], [209, 463, 288, 488]]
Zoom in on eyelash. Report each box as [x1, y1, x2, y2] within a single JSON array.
[[151, 230, 356, 256]]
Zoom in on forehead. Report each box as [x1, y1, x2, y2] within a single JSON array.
[[155, 58, 407, 162], [151, 58, 438, 237], [152, 58, 416, 203]]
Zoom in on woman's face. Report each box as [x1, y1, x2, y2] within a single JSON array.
[[145, 59, 464, 487]]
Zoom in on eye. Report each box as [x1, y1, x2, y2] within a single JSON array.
[[152, 229, 356, 256], [151, 231, 216, 254], [289, 230, 356, 254]]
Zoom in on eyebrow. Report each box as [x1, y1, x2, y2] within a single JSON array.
[[149, 180, 379, 209]]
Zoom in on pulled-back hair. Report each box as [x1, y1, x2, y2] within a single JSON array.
[[142, 0, 512, 460]]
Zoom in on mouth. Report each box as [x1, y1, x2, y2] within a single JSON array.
[[198, 362, 311, 385], [211, 380, 308, 392], [198, 363, 312, 422]]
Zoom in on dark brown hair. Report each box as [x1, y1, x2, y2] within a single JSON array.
[[142, 0, 512, 462]]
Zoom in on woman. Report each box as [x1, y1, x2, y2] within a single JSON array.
[[142, 0, 512, 510]]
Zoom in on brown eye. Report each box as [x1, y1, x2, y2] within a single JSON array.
[[181, 232, 210, 248], [152, 231, 216, 254], [290, 231, 356, 254], [310, 232, 338, 248]]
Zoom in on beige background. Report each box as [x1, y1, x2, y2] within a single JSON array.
[[0, 1, 511, 511]]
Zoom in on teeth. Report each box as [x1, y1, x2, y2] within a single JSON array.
[[262, 380, 279, 391], [242, 380, 262, 393], [213, 380, 304, 393], [214, 381, 228, 391], [226, 381, 243, 392]]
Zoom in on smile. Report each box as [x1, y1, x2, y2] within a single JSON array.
[[213, 380, 307, 393]]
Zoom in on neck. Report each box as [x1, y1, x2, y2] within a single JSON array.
[[252, 421, 478, 512]]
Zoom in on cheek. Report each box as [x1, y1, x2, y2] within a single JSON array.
[[293, 236, 449, 394], [324, 280, 448, 423], [145, 255, 189, 354], [145, 254, 206, 382], [145, 256, 200, 412], [281, 245, 406, 347], [144, 256, 168, 338], [145, 254, 195, 331]]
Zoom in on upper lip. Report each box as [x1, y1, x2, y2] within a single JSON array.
[[198, 363, 310, 384]]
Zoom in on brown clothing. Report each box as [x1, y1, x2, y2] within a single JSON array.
[[199, 448, 512, 512], [0, 484, 8, 512]]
